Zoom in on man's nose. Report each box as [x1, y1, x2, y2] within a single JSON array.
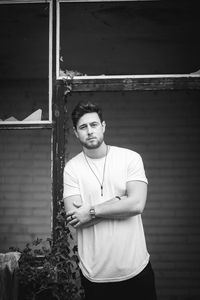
[[87, 125, 93, 134]]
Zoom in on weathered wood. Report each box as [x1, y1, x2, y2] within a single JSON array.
[[59, 0, 151, 2], [60, 75, 200, 92], [52, 84, 66, 242], [52, 0, 67, 243], [0, 123, 52, 130]]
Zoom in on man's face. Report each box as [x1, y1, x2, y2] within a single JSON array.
[[74, 112, 106, 149]]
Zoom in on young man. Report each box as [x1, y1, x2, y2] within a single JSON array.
[[63, 101, 157, 300]]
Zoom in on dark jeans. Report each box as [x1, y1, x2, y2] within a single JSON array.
[[81, 261, 157, 300]]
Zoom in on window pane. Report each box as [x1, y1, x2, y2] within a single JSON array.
[[0, 4, 49, 122], [60, 1, 200, 76], [0, 130, 51, 251]]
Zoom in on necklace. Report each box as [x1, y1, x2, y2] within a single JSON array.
[[83, 145, 109, 196]]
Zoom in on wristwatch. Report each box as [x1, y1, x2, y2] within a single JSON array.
[[89, 207, 96, 219]]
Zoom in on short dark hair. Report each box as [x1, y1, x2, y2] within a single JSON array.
[[72, 101, 103, 129]]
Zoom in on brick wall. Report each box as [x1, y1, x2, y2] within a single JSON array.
[[66, 90, 200, 300], [0, 129, 52, 251]]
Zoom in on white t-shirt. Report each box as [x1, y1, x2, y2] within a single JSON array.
[[63, 146, 149, 282]]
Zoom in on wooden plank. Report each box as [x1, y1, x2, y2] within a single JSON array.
[[0, 0, 51, 4], [60, 75, 200, 92], [0, 123, 52, 130], [52, 0, 66, 243], [52, 83, 67, 242], [59, 0, 155, 2]]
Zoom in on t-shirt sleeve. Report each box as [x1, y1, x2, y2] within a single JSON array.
[[127, 152, 148, 184], [63, 162, 81, 198]]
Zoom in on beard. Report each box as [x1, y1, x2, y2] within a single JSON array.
[[80, 137, 104, 149]]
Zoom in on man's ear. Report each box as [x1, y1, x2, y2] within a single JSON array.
[[102, 121, 106, 133], [73, 127, 78, 138]]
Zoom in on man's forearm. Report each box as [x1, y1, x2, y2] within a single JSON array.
[[94, 182, 147, 219], [94, 195, 144, 219], [79, 196, 122, 228], [80, 195, 136, 229]]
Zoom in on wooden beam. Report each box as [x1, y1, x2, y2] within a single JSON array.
[[52, 0, 66, 243], [0, 123, 52, 130], [60, 75, 200, 92], [58, 0, 156, 2]]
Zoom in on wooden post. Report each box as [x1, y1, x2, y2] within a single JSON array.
[[52, 83, 66, 242], [51, 1, 72, 243], [52, 0, 66, 242]]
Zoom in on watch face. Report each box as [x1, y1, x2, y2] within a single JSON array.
[[90, 208, 95, 219]]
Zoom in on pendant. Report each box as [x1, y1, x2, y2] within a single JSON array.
[[101, 185, 103, 196]]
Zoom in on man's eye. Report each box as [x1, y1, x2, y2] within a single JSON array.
[[91, 123, 98, 127]]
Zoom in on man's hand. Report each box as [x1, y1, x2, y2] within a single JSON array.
[[66, 202, 91, 228]]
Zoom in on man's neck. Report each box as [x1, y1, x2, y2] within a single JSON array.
[[83, 142, 108, 159]]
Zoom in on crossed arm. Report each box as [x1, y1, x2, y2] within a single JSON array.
[[63, 180, 147, 229]]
